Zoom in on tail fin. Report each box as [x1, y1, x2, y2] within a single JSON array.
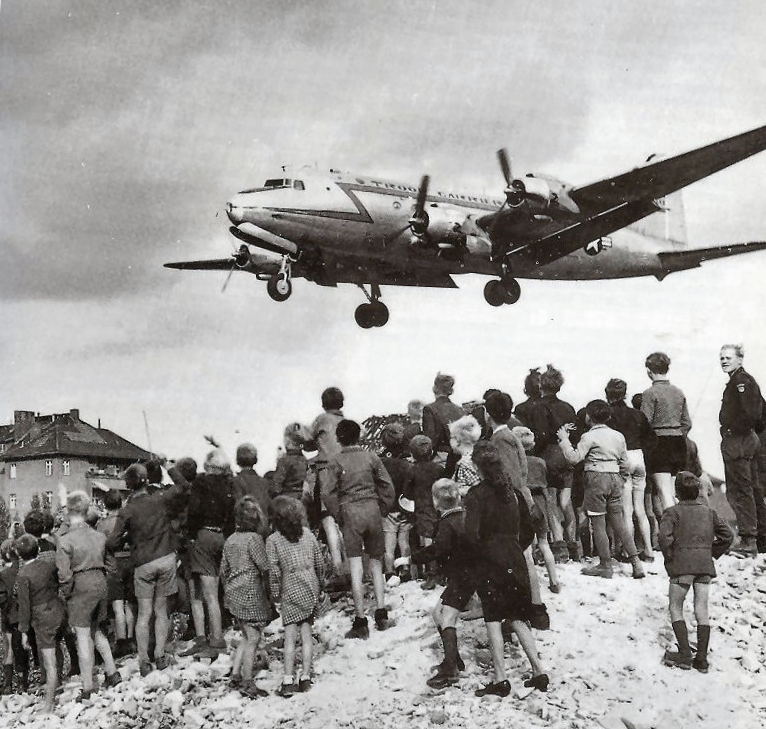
[[629, 189, 687, 249]]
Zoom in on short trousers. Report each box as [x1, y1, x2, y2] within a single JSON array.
[[624, 450, 647, 491], [582, 472, 624, 517], [645, 436, 687, 476], [67, 570, 108, 628], [382, 512, 413, 536], [440, 575, 477, 612], [189, 528, 225, 577], [134, 552, 178, 600], [339, 500, 385, 559], [31, 599, 65, 650], [107, 555, 135, 603], [670, 574, 712, 586], [531, 491, 549, 539], [476, 569, 532, 623]]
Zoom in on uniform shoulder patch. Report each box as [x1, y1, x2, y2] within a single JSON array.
[[737, 384, 746, 393]]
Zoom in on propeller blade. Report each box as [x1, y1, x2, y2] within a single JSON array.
[[497, 148, 512, 186], [221, 264, 235, 293], [414, 174, 430, 218]]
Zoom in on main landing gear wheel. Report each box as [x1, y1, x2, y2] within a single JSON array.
[[267, 274, 292, 302], [483, 277, 521, 307], [355, 302, 389, 329]]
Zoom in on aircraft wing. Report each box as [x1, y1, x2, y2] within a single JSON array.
[[497, 123, 766, 267], [657, 240, 766, 273], [164, 258, 234, 271]]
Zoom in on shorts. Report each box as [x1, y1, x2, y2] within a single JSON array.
[[624, 450, 647, 491], [670, 574, 712, 586], [531, 491, 549, 539], [189, 528, 225, 577], [67, 570, 108, 628], [339, 500, 385, 559], [382, 512, 412, 537], [134, 552, 178, 600], [31, 599, 65, 650], [645, 436, 687, 476], [107, 555, 135, 603], [582, 472, 623, 517], [476, 568, 533, 623], [440, 574, 477, 612]]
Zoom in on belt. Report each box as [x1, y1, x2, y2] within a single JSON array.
[[75, 567, 105, 574], [201, 526, 223, 533]]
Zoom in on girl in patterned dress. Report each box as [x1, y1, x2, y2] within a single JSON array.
[[266, 497, 325, 698], [449, 415, 482, 497], [220, 497, 273, 699]]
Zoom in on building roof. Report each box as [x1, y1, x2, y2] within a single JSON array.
[[0, 424, 13, 443], [1, 412, 152, 462]]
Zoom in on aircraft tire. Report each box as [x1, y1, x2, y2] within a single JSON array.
[[370, 302, 390, 327], [267, 274, 292, 302], [354, 304, 376, 329], [501, 277, 521, 304], [483, 280, 506, 307]]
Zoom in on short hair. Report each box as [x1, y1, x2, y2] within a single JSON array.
[[14, 534, 38, 560], [471, 441, 512, 501], [409, 434, 433, 461], [512, 426, 535, 452], [204, 449, 231, 475], [269, 496, 305, 543], [484, 391, 513, 424], [407, 400, 424, 419], [85, 504, 101, 527], [176, 456, 198, 481], [321, 387, 344, 411], [235, 496, 265, 533], [336, 419, 361, 447], [540, 365, 564, 395], [645, 352, 670, 375], [41, 510, 54, 533], [433, 372, 455, 397], [523, 368, 541, 398], [236, 443, 258, 468], [145, 460, 164, 484], [0, 539, 16, 561], [585, 399, 611, 424], [67, 490, 91, 516], [449, 415, 482, 450], [124, 463, 148, 490], [720, 343, 744, 358], [23, 510, 46, 538], [103, 489, 122, 511], [631, 393, 643, 410], [605, 378, 627, 402], [482, 388, 501, 401], [432, 478, 460, 509], [381, 422, 406, 449], [675, 471, 700, 501], [283, 422, 307, 449]]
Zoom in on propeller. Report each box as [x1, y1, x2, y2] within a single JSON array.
[[497, 148, 527, 207], [408, 175, 430, 238], [221, 244, 251, 293]]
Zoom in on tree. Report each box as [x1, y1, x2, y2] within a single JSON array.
[[0, 497, 9, 542]]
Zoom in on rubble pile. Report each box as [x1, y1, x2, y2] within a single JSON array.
[[1, 555, 763, 729]]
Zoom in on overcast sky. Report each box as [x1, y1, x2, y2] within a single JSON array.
[[2, 0, 766, 474]]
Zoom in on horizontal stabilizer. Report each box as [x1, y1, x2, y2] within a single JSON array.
[[658, 240, 766, 273]]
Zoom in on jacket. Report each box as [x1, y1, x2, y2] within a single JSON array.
[[658, 500, 733, 577], [422, 397, 465, 454], [641, 380, 692, 436], [608, 400, 657, 453], [186, 473, 236, 538], [411, 508, 474, 581], [720, 367, 763, 436], [324, 446, 395, 517]]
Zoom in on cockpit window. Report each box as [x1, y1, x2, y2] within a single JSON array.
[[293, 180, 305, 190], [264, 178, 287, 188]]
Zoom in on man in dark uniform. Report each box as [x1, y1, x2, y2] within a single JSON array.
[[719, 344, 766, 556]]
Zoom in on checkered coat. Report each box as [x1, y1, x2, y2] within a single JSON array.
[[266, 528, 324, 625], [220, 531, 274, 624]]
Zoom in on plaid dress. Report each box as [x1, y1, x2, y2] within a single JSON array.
[[266, 528, 324, 626], [454, 456, 481, 497], [220, 531, 273, 625]]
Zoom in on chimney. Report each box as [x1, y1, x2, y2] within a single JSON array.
[[70, 408, 80, 422], [13, 410, 35, 443]]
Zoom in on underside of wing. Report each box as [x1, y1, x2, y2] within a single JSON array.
[[320, 263, 458, 289], [657, 240, 766, 275], [164, 258, 234, 271]]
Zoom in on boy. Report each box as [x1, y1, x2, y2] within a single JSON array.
[[0, 539, 29, 694], [15, 534, 65, 713], [272, 423, 309, 501], [324, 419, 395, 638], [412, 479, 474, 689], [23, 511, 57, 553], [658, 471, 733, 671], [233, 444, 271, 524], [557, 400, 646, 579]]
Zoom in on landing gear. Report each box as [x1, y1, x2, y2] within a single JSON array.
[[355, 283, 390, 328], [483, 276, 521, 307], [266, 256, 293, 302]]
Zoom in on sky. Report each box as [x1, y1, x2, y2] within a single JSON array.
[[2, 0, 766, 474]]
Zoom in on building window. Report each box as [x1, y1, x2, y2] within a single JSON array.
[[9, 464, 16, 479], [9, 494, 16, 510], [63, 459, 70, 476], [45, 460, 53, 477], [45, 491, 53, 509], [0, 443, 4, 453]]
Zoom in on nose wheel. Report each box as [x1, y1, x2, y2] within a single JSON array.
[[483, 276, 521, 306], [355, 283, 389, 328], [266, 255, 293, 302]]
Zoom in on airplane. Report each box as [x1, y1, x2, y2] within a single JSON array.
[[165, 124, 766, 328]]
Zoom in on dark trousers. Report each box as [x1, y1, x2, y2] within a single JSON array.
[[722, 431, 765, 539]]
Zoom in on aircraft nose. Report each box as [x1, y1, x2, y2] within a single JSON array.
[[226, 200, 243, 225]]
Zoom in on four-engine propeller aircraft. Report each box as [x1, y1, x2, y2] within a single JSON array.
[[166, 124, 766, 328]]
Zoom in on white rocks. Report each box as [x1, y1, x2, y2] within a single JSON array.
[[183, 708, 206, 728], [164, 689, 186, 717]]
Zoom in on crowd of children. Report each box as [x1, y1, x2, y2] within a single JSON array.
[[0, 356, 748, 712]]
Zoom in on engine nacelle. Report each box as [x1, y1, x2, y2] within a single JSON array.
[[521, 175, 553, 207], [234, 244, 252, 269]]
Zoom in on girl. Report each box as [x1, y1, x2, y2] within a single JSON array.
[[266, 497, 325, 698], [448, 415, 482, 498], [220, 496, 273, 698]]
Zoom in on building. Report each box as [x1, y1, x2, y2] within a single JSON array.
[[0, 409, 152, 523]]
